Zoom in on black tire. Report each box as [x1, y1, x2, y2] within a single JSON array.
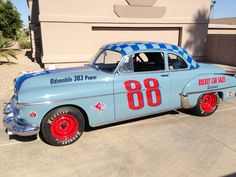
[[40, 106, 85, 146], [192, 92, 220, 116]]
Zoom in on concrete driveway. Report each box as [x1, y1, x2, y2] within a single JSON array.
[[1, 99, 236, 177]]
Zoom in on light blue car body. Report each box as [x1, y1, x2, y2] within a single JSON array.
[[3, 42, 236, 136]]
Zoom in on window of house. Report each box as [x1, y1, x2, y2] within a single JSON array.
[[168, 53, 188, 70], [120, 52, 165, 73]]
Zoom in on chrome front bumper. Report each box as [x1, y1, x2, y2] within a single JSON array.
[[3, 102, 39, 136]]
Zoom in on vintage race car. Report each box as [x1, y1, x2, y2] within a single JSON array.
[[3, 42, 236, 146]]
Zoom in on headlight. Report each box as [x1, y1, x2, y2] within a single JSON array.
[[11, 97, 22, 109], [15, 103, 23, 109]]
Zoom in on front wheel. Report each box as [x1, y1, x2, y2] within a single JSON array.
[[193, 92, 220, 116], [41, 106, 85, 146]]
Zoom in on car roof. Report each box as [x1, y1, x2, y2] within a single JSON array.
[[103, 41, 198, 69]]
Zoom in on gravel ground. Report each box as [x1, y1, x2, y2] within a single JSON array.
[[0, 50, 42, 114]]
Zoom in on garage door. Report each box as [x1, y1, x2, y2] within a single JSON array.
[[91, 27, 180, 53]]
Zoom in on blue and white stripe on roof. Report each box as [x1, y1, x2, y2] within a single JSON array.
[[103, 42, 198, 69]]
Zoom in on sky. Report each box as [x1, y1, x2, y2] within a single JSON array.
[[11, 0, 29, 27], [212, 0, 236, 19], [10, 0, 236, 27]]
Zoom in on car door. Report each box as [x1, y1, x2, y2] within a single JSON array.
[[166, 52, 196, 109], [113, 51, 171, 121]]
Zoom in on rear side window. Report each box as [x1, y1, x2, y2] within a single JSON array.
[[168, 53, 188, 70]]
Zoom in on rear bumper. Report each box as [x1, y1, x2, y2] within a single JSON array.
[[3, 102, 39, 136]]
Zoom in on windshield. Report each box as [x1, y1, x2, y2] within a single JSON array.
[[91, 49, 123, 73]]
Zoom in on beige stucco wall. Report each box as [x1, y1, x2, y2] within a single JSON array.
[[38, 0, 209, 20], [206, 24, 236, 66], [28, 0, 211, 68]]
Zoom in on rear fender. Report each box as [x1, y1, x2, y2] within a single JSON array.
[[180, 73, 236, 109]]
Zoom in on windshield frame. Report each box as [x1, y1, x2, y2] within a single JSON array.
[[90, 48, 124, 73]]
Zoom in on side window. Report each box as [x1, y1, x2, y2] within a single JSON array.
[[168, 53, 188, 70], [119, 56, 134, 73], [133, 52, 165, 72], [119, 52, 165, 73]]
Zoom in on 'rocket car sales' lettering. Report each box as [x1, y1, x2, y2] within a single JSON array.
[[199, 76, 226, 86]]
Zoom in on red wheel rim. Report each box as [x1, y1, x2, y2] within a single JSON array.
[[200, 93, 217, 113], [50, 114, 78, 140]]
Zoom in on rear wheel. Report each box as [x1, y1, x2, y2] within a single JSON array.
[[41, 106, 85, 146], [193, 92, 220, 116]]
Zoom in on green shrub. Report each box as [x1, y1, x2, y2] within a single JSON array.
[[19, 38, 31, 49], [0, 32, 17, 62]]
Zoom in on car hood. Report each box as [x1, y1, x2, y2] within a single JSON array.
[[14, 65, 113, 102]]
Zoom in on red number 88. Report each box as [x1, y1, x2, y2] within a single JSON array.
[[124, 78, 161, 110]]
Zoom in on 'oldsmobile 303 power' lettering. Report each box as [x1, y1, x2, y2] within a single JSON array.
[[50, 75, 97, 85]]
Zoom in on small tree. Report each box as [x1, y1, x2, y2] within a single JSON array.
[[23, 28, 30, 37], [0, 32, 17, 62], [0, 0, 22, 39]]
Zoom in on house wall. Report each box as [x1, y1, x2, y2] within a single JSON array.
[[206, 24, 236, 66], [210, 18, 236, 25], [28, 0, 211, 68], [28, 0, 43, 66]]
